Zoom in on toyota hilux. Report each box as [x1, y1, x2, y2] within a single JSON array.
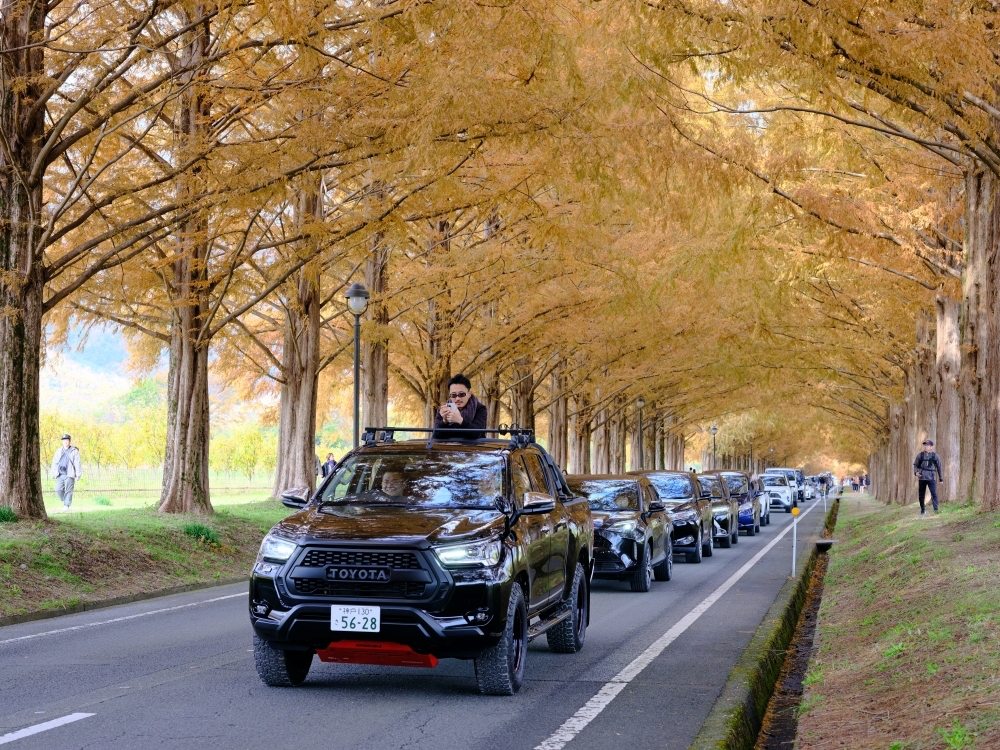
[[249, 427, 593, 696]]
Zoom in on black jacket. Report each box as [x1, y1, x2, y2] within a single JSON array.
[[433, 394, 488, 439], [913, 451, 943, 482]]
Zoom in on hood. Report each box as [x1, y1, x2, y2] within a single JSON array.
[[272, 505, 506, 547], [591, 510, 639, 529]]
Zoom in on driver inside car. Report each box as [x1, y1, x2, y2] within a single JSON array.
[[380, 471, 407, 498]]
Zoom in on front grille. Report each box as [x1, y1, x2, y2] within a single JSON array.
[[291, 547, 428, 599], [594, 534, 612, 549], [299, 549, 421, 570], [293, 579, 426, 598], [594, 554, 626, 573]]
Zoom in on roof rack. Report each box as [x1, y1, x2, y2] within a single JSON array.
[[361, 425, 535, 450]]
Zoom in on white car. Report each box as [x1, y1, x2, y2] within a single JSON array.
[[765, 467, 802, 503], [761, 474, 797, 512], [804, 482, 815, 500]]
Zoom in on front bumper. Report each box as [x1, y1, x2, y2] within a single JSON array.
[[670, 519, 700, 551], [593, 533, 642, 578], [712, 514, 732, 539]]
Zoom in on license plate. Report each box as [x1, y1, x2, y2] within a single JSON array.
[[331, 605, 380, 633]]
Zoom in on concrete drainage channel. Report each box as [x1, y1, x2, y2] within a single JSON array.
[[690, 501, 840, 750]]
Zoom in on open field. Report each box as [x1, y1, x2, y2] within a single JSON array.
[[0, 500, 290, 620], [797, 495, 1000, 749]]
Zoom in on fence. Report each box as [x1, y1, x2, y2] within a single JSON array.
[[43, 463, 275, 502]]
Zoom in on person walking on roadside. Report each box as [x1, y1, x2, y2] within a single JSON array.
[[913, 439, 943, 515], [51, 434, 82, 513], [321, 453, 337, 478]]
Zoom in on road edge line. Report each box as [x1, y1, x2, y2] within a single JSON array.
[[0, 713, 95, 746], [689, 500, 841, 750], [0, 577, 248, 629]]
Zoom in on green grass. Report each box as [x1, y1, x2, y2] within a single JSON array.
[[0, 499, 292, 619], [183, 523, 220, 545], [93, 496, 112, 506], [0, 507, 17, 523], [796, 495, 1000, 747]]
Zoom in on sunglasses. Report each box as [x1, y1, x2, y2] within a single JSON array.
[[449, 391, 469, 399]]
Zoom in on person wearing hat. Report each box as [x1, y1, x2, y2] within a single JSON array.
[[913, 439, 943, 515], [51, 434, 82, 513]]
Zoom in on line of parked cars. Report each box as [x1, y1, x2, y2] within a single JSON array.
[[248, 427, 813, 695]]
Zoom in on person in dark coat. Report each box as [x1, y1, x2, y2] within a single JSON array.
[[433, 374, 488, 439], [913, 439, 943, 515]]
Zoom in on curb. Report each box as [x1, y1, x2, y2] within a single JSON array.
[[0, 576, 248, 628], [690, 501, 840, 750]]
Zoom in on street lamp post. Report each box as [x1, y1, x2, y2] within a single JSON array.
[[636, 397, 646, 470], [770, 446, 774, 468], [345, 282, 370, 448], [710, 424, 718, 470]]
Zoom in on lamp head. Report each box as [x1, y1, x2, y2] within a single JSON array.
[[710, 425, 718, 436], [636, 397, 645, 410], [345, 282, 370, 315]]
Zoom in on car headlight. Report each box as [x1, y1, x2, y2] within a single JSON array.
[[605, 520, 639, 538], [257, 533, 297, 564], [434, 537, 502, 568], [673, 509, 699, 522]]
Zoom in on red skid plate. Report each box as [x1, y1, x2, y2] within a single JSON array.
[[316, 640, 438, 668]]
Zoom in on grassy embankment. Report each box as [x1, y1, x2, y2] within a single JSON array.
[[0, 500, 291, 620], [796, 494, 1000, 749]]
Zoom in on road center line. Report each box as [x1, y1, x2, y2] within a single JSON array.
[[0, 593, 246, 646], [0, 713, 95, 746], [535, 503, 819, 750]]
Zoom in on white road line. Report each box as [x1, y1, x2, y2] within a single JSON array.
[[0, 593, 246, 646], [0, 713, 95, 745], [535, 503, 819, 750]]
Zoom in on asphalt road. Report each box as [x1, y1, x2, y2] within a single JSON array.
[[0, 500, 829, 750]]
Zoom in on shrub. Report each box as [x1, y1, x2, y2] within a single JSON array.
[[93, 497, 112, 507], [0, 507, 17, 523], [183, 523, 220, 545]]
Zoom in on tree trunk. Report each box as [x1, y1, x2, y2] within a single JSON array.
[[480, 368, 503, 430], [424, 220, 452, 427], [610, 400, 626, 474], [547, 362, 568, 468], [569, 394, 592, 474], [936, 295, 961, 504], [0, 0, 47, 519], [593, 399, 610, 474], [272, 263, 321, 500], [511, 357, 535, 430], [915, 311, 937, 446], [160, 22, 213, 514], [362, 238, 389, 431]]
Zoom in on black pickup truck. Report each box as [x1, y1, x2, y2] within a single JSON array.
[[250, 428, 593, 695]]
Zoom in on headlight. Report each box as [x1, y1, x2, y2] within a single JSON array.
[[434, 537, 502, 568], [605, 520, 639, 538], [257, 533, 297, 564], [673, 509, 699, 522]]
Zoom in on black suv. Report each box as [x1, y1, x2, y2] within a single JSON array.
[[566, 475, 673, 591], [250, 428, 593, 695], [697, 473, 740, 548], [630, 471, 714, 564]]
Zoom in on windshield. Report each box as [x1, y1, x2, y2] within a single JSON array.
[[698, 475, 723, 497], [762, 476, 787, 487], [721, 474, 749, 495], [644, 474, 694, 501], [567, 479, 639, 511], [318, 451, 503, 509]]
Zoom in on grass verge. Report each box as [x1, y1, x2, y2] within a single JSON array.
[[796, 495, 1000, 749], [0, 500, 290, 621]]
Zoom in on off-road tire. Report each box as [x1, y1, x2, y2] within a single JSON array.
[[548, 563, 588, 653], [629, 543, 652, 592], [685, 529, 703, 564], [702, 525, 714, 557], [653, 539, 673, 581], [475, 584, 528, 695], [253, 635, 312, 686]]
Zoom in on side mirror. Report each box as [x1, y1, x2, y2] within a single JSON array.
[[521, 491, 556, 515], [281, 488, 309, 509], [701, 489, 712, 500], [648, 501, 666, 513]]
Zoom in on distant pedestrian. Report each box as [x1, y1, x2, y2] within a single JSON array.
[[913, 439, 943, 515], [852, 476, 860, 492], [321, 453, 337, 478], [51, 434, 82, 513]]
